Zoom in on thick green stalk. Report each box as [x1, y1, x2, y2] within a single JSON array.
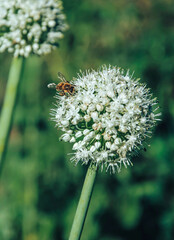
[[0, 57, 25, 173], [69, 165, 97, 240]]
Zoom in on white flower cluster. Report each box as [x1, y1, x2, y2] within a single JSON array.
[[53, 66, 161, 173], [0, 0, 68, 57]]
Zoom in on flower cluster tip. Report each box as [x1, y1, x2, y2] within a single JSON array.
[[0, 0, 68, 57]]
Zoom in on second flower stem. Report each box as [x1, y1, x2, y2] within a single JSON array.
[[69, 165, 97, 240], [0, 57, 25, 174]]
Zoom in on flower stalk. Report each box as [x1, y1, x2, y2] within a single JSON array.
[[69, 165, 97, 240], [0, 0, 68, 175], [0, 57, 25, 173]]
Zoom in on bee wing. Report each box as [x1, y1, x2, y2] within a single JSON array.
[[57, 72, 69, 83]]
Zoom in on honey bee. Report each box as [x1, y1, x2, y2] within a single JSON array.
[[47, 72, 75, 96]]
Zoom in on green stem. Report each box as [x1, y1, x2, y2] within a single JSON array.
[[69, 165, 97, 240], [0, 57, 25, 173]]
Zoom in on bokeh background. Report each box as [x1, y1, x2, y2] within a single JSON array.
[[0, 0, 174, 239]]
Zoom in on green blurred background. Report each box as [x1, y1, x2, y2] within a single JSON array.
[[0, 0, 174, 239]]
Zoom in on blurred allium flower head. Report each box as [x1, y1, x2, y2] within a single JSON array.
[[53, 66, 161, 173], [0, 0, 68, 57]]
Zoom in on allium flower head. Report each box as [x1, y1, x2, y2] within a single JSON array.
[[0, 0, 68, 57], [52, 66, 161, 173]]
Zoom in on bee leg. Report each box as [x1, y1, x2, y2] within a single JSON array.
[[63, 90, 70, 96], [65, 92, 70, 97], [59, 91, 65, 96], [69, 88, 75, 95]]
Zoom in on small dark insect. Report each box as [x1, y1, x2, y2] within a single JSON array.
[[143, 148, 147, 152], [47, 72, 75, 96]]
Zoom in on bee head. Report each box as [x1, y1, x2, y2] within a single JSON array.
[[47, 83, 57, 89]]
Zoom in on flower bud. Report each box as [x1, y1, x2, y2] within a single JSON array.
[[114, 138, 122, 145], [61, 120, 69, 127], [106, 142, 111, 149], [95, 142, 101, 149], [110, 144, 118, 151], [62, 134, 71, 142], [96, 104, 104, 112], [75, 131, 82, 138], [81, 104, 87, 111], [88, 104, 96, 112], [91, 112, 98, 121], [90, 146, 96, 152], [84, 115, 91, 122], [95, 134, 101, 140], [70, 137, 75, 143], [103, 132, 111, 141], [83, 129, 90, 135], [73, 143, 79, 150]]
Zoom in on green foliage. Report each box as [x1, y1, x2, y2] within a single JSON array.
[[0, 0, 174, 239]]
